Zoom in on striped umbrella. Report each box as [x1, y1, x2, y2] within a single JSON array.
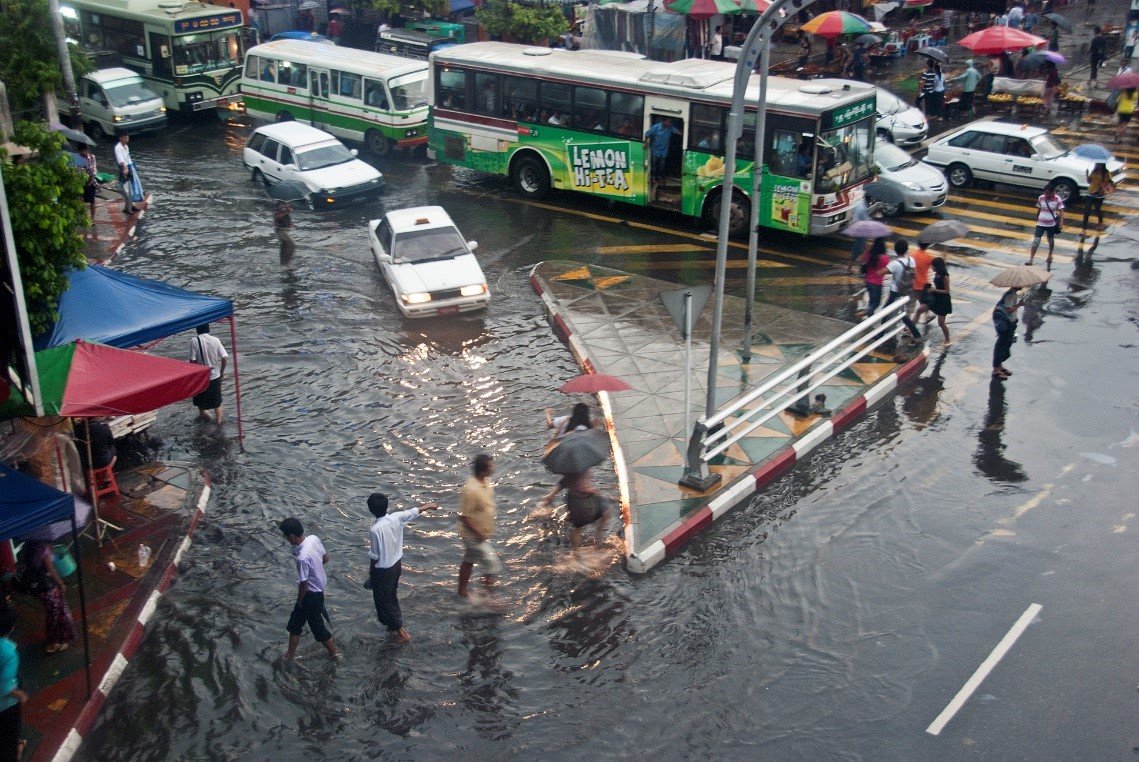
[[735, 0, 771, 13], [665, 0, 740, 19], [800, 11, 872, 39]]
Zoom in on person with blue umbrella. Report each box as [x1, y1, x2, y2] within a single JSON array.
[[1073, 144, 1115, 242]]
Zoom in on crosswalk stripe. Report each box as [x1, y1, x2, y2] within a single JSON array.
[[944, 193, 1125, 220]]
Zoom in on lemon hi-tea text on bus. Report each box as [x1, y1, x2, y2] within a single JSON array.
[[569, 142, 631, 192]]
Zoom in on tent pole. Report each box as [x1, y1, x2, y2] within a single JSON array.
[[227, 316, 245, 451], [69, 508, 92, 699], [80, 418, 104, 546]]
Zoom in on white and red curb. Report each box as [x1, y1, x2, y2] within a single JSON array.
[[531, 265, 930, 574], [50, 479, 209, 762]]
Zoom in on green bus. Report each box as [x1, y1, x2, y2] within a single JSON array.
[[428, 42, 878, 237], [241, 40, 429, 156], [63, 0, 246, 112]]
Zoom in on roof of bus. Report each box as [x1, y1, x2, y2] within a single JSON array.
[[65, 0, 237, 20], [431, 42, 876, 115], [247, 40, 428, 80]]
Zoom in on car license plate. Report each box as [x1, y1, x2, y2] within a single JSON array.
[[437, 305, 459, 316]]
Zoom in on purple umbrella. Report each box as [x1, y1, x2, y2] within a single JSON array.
[[842, 220, 892, 239]]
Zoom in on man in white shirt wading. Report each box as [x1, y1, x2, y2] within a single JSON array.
[[189, 324, 229, 424], [113, 134, 135, 215], [279, 517, 340, 661], [366, 493, 439, 643]]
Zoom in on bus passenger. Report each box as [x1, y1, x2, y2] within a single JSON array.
[[262, 60, 276, 82], [645, 117, 681, 176], [796, 136, 814, 178]]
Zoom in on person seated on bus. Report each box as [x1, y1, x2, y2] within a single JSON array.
[[697, 131, 721, 153], [364, 83, 387, 109], [615, 117, 637, 137], [262, 60, 277, 82], [547, 111, 564, 126], [481, 84, 497, 115], [796, 136, 814, 178]]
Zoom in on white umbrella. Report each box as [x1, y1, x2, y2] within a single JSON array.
[[990, 265, 1051, 289]]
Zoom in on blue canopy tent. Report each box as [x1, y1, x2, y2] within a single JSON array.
[[33, 265, 246, 444], [0, 464, 93, 696]]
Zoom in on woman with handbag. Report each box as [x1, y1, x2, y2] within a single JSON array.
[[1081, 162, 1113, 241], [1026, 183, 1063, 269]]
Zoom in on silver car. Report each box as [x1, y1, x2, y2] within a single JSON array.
[[875, 87, 928, 147], [871, 139, 948, 216]]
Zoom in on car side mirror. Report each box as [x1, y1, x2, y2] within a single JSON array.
[[350, 148, 359, 157], [467, 240, 478, 251], [378, 253, 392, 263]]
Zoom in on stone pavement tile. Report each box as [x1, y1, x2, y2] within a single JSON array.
[[849, 361, 896, 385], [632, 440, 687, 468], [634, 498, 704, 547], [737, 435, 792, 463], [777, 411, 827, 438]]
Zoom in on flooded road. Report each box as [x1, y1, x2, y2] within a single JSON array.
[[77, 116, 1137, 760]]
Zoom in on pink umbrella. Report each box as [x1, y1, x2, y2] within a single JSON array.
[[957, 26, 1046, 55], [559, 373, 632, 394], [1107, 72, 1139, 90]]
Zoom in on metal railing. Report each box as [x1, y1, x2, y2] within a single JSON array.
[[680, 298, 911, 488]]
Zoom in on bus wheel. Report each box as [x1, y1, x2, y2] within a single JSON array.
[[275, 111, 294, 123], [510, 154, 551, 199], [365, 130, 392, 157], [705, 189, 750, 238]]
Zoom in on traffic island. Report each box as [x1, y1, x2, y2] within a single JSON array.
[[531, 260, 927, 573], [83, 191, 151, 264]]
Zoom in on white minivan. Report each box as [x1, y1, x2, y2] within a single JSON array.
[[79, 68, 167, 140], [242, 122, 384, 208]]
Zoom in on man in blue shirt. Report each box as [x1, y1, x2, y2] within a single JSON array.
[[645, 117, 681, 178], [366, 493, 439, 643], [0, 603, 27, 761]]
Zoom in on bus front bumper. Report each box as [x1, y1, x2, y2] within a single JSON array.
[[810, 210, 852, 236], [187, 93, 242, 112]]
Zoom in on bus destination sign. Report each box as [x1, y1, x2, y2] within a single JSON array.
[[824, 97, 876, 130], [174, 12, 242, 34]]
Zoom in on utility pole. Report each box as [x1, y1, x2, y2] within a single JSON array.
[[645, 0, 657, 60], [47, 0, 79, 117]]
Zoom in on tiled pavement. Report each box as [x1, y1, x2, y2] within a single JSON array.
[[531, 261, 908, 561], [82, 190, 151, 264]]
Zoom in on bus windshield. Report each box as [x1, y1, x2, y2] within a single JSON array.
[[174, 30, 242, 74], [388, 74, 427, 110], [814, 120, 874, 193]]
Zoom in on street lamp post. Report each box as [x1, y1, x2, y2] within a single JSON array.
[[680, 0, 820, 490]]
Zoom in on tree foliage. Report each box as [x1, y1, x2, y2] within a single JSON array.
[[364, 0, 450, 22], [0, 0, 93, 113], [1, 122, 88, 335], [477, 0, 568, 45]]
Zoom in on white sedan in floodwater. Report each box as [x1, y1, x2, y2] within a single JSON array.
[[368, 206, 490, 318]]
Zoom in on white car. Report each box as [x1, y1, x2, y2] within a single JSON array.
[[369, 206, 490, 318], [875, 87, 928, 147], [871, 139, 947, 216], [924, 120, 1126, 202], [243, 122, 383, 208]]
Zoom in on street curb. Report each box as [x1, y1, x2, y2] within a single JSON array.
[[531, 263, 930, 573], [49, 478, 210, 762]]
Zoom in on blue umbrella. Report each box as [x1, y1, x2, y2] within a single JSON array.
[[1072, 143, 1113, 162], [66, 150, 89, 169]]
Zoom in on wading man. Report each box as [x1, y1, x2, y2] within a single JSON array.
[[366, 493, 439, 643], [280, 518, 340, 661]]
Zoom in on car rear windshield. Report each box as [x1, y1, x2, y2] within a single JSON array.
[[295, 143, 354, 171], [392, 226, 468, 263]]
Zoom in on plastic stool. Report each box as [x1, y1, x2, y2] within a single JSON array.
[[89, 464, 119, 502]]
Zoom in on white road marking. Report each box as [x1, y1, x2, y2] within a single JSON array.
[[926, 603, 1043, 736]]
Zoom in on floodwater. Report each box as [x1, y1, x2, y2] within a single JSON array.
[[78, 117, 1138, 760]]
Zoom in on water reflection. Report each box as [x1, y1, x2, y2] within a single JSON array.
[[1021, 285, 1048, 344], [974, 378, 1028, 483], [457, 614, 518, 740], [902, 351, 947, 427]]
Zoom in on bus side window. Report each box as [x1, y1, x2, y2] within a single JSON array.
[[290, 63, 307, 88], [473, 72, 501, 118], [737, 110, 756, 160], [503, 76, 537, 122], [608, 92, 643, 137], [769, 129, 798, 177], [262, 60, 277, 82], [437, 68, 468, 111], [245, 55, 260, 80], [539, 81, 572, 127], [364, 80, 388, 109], [690, 103, 724, 154], [334, 72, 360, 99], [573, 86, 607, 133]]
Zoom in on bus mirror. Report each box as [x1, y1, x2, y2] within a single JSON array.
[[378, 253, 392, 263], [467, 240, 478, 252], [350, 148, 359, 157]]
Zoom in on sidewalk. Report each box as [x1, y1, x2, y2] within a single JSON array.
[[531, 261, 927, 572], [82, 188, 151, 264], [15, 462, 208, 762]]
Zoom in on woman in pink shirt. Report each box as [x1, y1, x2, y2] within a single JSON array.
[[860, 238, 890, 315]]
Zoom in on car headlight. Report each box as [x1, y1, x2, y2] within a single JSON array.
[[902, 182, 925, 191], [402, 292, 432, 304], [113, 115, 123, 123], [460, 284, 487, 297], [160, 106, 167, 113]]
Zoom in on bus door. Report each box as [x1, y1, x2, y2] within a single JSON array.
[[308, 67, 330, 129], [643, 98, 687, 209]]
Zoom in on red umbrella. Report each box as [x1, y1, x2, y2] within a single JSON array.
[[957, 26, 1045, 55], [559, 373, 632, 394], [1106, 72, 1139, 90]]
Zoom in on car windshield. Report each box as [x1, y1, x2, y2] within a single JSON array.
[[875, 141, 916, 172], [296, 143, 354, 170], [392, 225, 468, 263], [876, 90, 905, 115], [104, 83, 157, 107], [1030, 133, 1067, 158], [389, 74, 427, 110]]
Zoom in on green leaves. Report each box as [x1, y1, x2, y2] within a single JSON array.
[[363, 0, 450, 21], [476, 0, 568, 45], [0, 0, 93, 112], [2, 122, 88, 335]]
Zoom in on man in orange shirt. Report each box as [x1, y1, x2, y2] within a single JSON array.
[[909, 244, 935, 324]]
